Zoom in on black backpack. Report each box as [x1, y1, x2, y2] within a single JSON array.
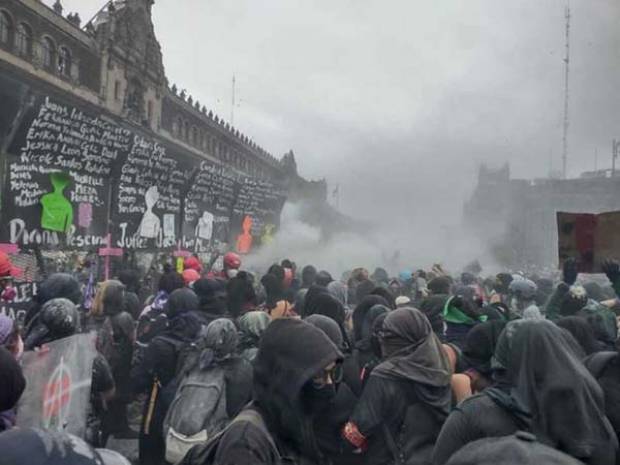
[[179, 407, 280, 465]]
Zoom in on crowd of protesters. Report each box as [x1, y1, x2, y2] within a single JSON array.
[[1, 249, 620, 465]]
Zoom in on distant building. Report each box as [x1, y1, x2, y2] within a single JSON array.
[[464, 164, 620, 268]]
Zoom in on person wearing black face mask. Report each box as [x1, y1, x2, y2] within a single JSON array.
[[344, 308, 452, 465], [184, 318, 342, 465], [305, 314, 360, 465]]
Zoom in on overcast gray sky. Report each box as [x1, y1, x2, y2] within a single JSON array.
[[48, 0, 620, 224]]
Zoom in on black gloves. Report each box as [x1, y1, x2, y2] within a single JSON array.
[[602, 259, 620, 283]]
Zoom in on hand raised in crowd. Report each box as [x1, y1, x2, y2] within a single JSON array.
[[562, 257, 578, 286], [602, 258, 620, 283]]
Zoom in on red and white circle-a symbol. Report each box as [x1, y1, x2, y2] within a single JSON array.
[[42, 356, 72, 430]]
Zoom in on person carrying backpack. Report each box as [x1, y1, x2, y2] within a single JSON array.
[[164, 318, 253, 464], [131, 288, 202, 465], [91, 280, 137, 443], [181, 318, 343, 465]]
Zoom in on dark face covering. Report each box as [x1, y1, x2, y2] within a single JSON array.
[[253, 319, 342, 461], [489, 320, 617, 462], [373, 307, 451, 414]]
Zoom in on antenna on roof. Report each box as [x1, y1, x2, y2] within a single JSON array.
[[561, 1, 570, 179]]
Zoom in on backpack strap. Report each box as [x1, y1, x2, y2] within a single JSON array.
[[584, 351, 617, 379]]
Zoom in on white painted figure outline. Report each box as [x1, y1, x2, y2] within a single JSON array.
[[138, 186, 161, 239], [196, 210, 214, 241]]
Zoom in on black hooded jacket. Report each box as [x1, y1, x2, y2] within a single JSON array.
[[351, 296, 390, 388], [210, 318, 343, 465], [347, 308, 452, 465], [433, 320, 618, 465]]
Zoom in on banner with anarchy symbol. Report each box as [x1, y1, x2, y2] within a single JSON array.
[[17, 333, 97, 438]]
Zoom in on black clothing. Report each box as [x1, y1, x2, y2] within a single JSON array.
[[0, 346, 25, 412], [369, 287, 395, 309], [349, 308, 451, 465], [123, 292, 141, 320], [193, 278, 228, 324], [212, 406, 303, 465], [557, 316, 602, 355], [444, 432, 585, 465], [227, 273, 257, 318], [448, 320, 618, 465], [304, 293, 351, 350], [166, 288, 199, 320], [131, 313, 201, 465], [462, 320, 506, 376], [221, 357, 254, 418], [314, 383, 360, 465], [351, 375, 447, 465], [303, 284, 329, 317], [587, 352, 620, 465], [419, 294, 449, 337], [433, 393, 520, 465], [261, 273, 285, 309], [215, 318, 342, 465], [355, 280, 376, 304]]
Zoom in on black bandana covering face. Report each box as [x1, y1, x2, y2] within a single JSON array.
[[488, 320, 617, 462]]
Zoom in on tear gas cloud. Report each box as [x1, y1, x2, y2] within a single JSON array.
[[244, 202, 494, 277]]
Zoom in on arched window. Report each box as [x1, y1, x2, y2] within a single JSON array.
[[15, 22, 32, 57], [58, 46, 71, 76], [183, 120, 189, 141], [0, 11, 12, 45], [191, 126, 198, 146], [41, 36, 55, 69]]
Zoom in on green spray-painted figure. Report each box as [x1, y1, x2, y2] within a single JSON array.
[[40, 172, 73, 232]]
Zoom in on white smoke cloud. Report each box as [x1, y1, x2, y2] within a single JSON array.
[[244, 202, 500, 278]]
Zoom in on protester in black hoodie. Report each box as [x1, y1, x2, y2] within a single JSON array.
[[301, 265, 318, 289], [419, 276, 452, 339], [91, 280, 136, 441], [131, 288, 202, 465], [226, 272, 257, 318], [305, 292, 352, 351], [344, 308, 452, 465], [433, 320, 617, 465], [305, 314, 360, 465], [261, 273, 285, 311], [184, 318, 342, 465], [192, 278, 228, 327], [351, 295, 390, 389]]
